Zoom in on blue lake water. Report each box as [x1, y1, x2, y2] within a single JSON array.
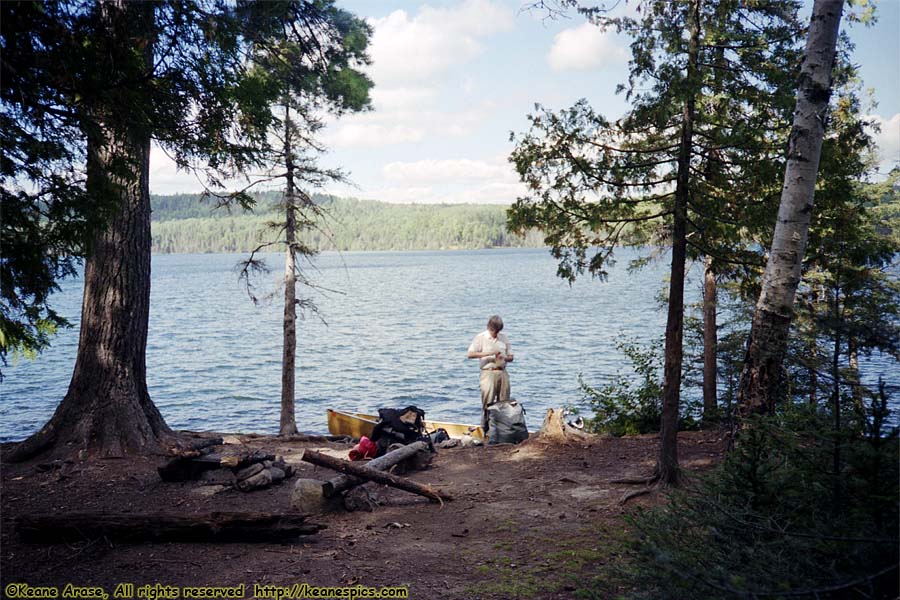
[[1, 248, 897, 441]]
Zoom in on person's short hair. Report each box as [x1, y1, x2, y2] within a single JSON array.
[[487, 315, 504, 333]]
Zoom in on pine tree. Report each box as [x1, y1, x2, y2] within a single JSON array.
[[234, 6, 372, 435], [508, 0, 804, 485], [3, 0, 368, 460]]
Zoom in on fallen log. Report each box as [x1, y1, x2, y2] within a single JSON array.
[[280, 433, 354, 443], [323, 441, 429, 497], [168, 437, 223, 457], [302, 449, 451, 503], [17, 512, 323, 544]]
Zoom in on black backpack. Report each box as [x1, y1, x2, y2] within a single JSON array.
[[370, 406, 428, 456]]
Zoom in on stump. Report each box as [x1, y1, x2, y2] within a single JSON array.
[[536, 408, 595, 443]]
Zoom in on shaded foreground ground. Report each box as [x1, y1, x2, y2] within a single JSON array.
[[1, 431, 725, 599]]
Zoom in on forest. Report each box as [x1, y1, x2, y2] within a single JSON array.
[[150, 193, 545, 253], [2, 0, 899, 599]]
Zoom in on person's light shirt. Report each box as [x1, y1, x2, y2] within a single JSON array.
[[468, 330, 511, 370]]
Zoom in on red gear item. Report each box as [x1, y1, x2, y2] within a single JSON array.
[[349, 436, 377, 461]]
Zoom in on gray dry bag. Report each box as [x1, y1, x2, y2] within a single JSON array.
[[487, 400, 529, 444]]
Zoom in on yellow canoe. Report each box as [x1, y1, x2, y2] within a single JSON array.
[[327, 409, 484, 441]]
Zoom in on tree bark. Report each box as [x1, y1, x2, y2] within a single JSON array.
[[323, 440, 430, 497], [302, 449, 451, 503], [737, 0, 845, 416], [702, 256, 718, 422], [808, 340, 819, 406], [657, 0, 701, 486], [280, 101, 299, 436], [848, 336, 862, 411], [7, 1, 174, 462], [17, 512, 322, 544]]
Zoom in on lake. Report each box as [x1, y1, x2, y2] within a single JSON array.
[[1, 248, 896, 441]]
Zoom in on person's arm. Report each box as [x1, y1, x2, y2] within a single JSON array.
[[467, 336, 483, 359], [467, 335, 501, 360], [506, 338, 514, 363]]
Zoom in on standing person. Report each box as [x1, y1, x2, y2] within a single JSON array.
[[467, 315, 514, 434]]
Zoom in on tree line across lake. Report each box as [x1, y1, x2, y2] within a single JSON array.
[[150, 192, 546, 254]]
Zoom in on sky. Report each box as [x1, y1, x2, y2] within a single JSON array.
[[149, 0, 900, 204]]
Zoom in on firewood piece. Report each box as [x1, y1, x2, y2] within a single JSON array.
[[237, 469, 273, 492], [268, 467, 286, 482], [301, 449, 451, 503], [323, 441, 430, 497], [221, 450, 274, 469], [199, 469, 236, 486], [235, 463, 264, 481], [158, 455, 221, 482], [169, 437, 223, 456], [16, 512, 324, 544], [158, 450, 274, 482]]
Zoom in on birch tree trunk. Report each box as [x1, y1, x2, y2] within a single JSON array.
[[7, 1, 174, 462], [736, 0, 845, 415], [280, 102, 299, 436], [702, 257, 718, 422]]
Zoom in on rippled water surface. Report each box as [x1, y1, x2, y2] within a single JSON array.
[[2, 248, 896, 440]]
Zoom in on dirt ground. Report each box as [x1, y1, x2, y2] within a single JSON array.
[[1, 430, 726, 599]]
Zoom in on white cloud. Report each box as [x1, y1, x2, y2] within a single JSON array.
[[323, 100, 495, 148], [370, 157, 527, 204], [367, 0, 514, 84], [149, 144, 204, 195], [326, 122, 425, 148], [357, 181, 524, 205], [370, 86, 437, 110], [384, 158, 513, 184], [869, 112, 900, 171], [547, 22, 628, 72]]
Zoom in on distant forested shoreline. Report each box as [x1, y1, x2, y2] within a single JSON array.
[[150, 192, 545, 254]]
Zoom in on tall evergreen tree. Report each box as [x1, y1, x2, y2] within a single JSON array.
[[508, 0, 803, 485], [2, 0, 369, 460], [234, 9, 372, 436]]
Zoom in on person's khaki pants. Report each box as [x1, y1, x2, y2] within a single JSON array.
[[480, 368, 510, 432]]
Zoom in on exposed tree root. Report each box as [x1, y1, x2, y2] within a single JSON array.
[[5, 387, 178, 463], [611, 469, 664, 506], [619, 485, 658, 505], [610, 474, 660, 485]]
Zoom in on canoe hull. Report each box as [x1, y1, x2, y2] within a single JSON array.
[[327, 409, 484, 441]]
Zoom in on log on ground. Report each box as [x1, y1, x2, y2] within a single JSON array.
[[302, 449, 451, 503], [323, 440, 430, 497], [17, 512, 324, 544]]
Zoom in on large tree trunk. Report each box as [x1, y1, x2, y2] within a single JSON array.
[[6, 1, 173, 463], [736, 0, 845, 416], [702, 256, 718, 422], [656, 0, 701, 487], [280, 102, 299, 436]]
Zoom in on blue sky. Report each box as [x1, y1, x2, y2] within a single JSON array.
[[150, 0, 900, 203]]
